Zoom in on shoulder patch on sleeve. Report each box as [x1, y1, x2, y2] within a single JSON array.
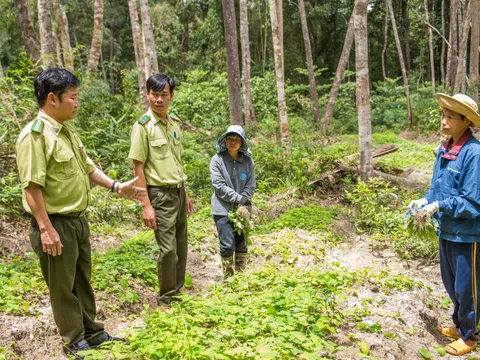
[[31, 119, 44, 134], [138, 114, 151, 125], [170, 115, 181, 122]]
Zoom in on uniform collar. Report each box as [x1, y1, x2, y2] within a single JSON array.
[[441, 128, 472, 160], [38, 111, 68, 136], [226, 152, 244, 163], [148, 108, 171, 126]]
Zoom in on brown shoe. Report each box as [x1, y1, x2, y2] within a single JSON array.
[[235, 252, 248, 272]]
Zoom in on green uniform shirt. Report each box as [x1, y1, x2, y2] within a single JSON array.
[[128, 108, 187, 186], [16, 112, 97, 214]]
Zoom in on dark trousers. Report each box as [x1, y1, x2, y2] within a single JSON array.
[[439, 238, 480, 340], [148, 186, 188, 305], [213, 215, 247, 258], [30, 216, 104, 344]]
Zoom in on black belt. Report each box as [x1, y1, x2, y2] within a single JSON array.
[[49, 211, 85, 218]]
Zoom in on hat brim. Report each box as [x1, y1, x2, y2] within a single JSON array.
[[436, 93, 480, 127]]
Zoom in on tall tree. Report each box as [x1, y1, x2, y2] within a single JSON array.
[[0, 61, 4, 78], [269, 0, 290, 153], [52, 0, 73, 70], [382, 2, 389, 80], [446, 0, 458, 90], [388, 0, 413, 129], [128, 0, 148, 109], [222, 0, 243, 126], [16, 0, 40, 65], [321, 14, 354, 136], [37, 0, 56, 68], [402, 0, 411, 71], [52, 25, 63, 67], [354, 0, 373, 181], [139, 0, 158, 77], [441, 0, 446, 85], [424, 0, 435, 92], [470, 0, 480, 101], [298, 0, 320, 126], [239, 0, 257, 126], [454, 0, 473, 94], [87, 0, 104, 75]]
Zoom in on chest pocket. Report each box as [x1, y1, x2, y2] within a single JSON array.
[[53, 147, 78, 180], [150, 138, 170, 159]]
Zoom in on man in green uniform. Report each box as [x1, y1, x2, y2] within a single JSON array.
[[128, 73, 192, 306], [15, 68, 145, 359]]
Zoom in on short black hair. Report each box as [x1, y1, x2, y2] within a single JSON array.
[[34, 68, 80, 107], [146, 73, 175, 94]]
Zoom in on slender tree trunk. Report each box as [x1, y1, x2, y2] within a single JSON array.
[[139, 0, 158, 77], [222, 0, 243, 126], [424, 0, 436, 92], [263, 8, 269, 70], [128, 0, 148, 109], [298, 0, 320, 126], [441, 0, 446, 85], [446, 0, 458, 90], [382, 2, 389, 80], [276, 0, 283, 74], [0, 61, 4, 78], [321, 14, 354, 136], [87, 0, 104, 75], [52, 25, 63, 67], [388, 0, 413, 129], [268, 0, 290, 153], [52, 0, 73, 70], [469, 0, 479, 101], [402, 0, 411, 71], [454, 0, 473, 94], [239, 0, 257, 126], [354, 0, 373, 181], [16, 0, 40, 65], [37, 0, 56, 68]]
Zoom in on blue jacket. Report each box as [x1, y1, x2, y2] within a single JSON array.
[[424, 130, 480, 242]]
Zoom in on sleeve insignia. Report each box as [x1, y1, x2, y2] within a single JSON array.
[[138, 114, 151, 125], [31, 119, 44, 134]]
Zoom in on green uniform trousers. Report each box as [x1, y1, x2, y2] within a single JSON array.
[[30, 215, 104, 344], [148, 186, 188, 305]]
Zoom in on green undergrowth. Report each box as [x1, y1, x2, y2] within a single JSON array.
[[89, 265, 359, 360]]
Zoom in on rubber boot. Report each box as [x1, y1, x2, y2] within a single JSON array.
[[235, 252, 248, 272], [221, 255, 235, 278]]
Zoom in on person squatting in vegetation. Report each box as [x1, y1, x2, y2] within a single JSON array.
[[15, 68, 146, 359], [408, 93, 480, 356], [210, 125, 256, 278], [128, 73, 193, 306]]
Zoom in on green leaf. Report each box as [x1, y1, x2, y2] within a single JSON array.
[[433, 346, 446, 356], [184, 273, 193, 288], [358, 341, 369, 355], [418, 348, 432, 359]]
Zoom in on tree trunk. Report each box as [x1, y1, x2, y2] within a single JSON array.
[[269, 0, 290, 154], [52, 25, 63, 67], [382, 2, 389, 80], [321, 14, 354, 136], [128, 0, 148, 109], [441, 0, 446, 85], [298, 0, 320, 127], [139, 0, 158, 77], [87, 0, 104, 75], [469, 0, 480, 101], [16, 0, 40, 65], [222, 0, 243, 126], [52, 0, 73, 70], [37, 0, 56, 68], [402, 0, 411, 71], [424, 0, 436, 92], [239, 0, 257, 126], [388, 0, 413, 129], [277, 0, 284, 74], [454, 0, 473, 94], [354, 0, 373, 181], [0, 61, 4, 78], [446, 0, 458, 90]]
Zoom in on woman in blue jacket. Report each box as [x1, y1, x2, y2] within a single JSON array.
[[210, 125, 256, 278], [409, 93, 480, 355]]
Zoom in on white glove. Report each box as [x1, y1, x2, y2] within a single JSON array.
[[423, 201, 439, 215], [408, 198, 428, 210]]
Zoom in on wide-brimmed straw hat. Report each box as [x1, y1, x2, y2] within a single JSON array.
[[436, 93, 480, 127]]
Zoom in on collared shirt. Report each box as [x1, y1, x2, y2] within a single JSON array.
[[424, 129, 480, 242], [16, 111, 97, 214], [210, 152, 256, 216], [128, 108, 186, 186]]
